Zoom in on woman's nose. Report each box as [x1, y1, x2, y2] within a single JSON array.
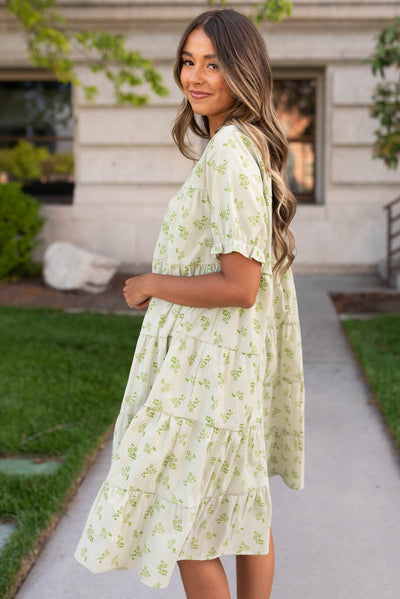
[[190, 65, 204, 84]]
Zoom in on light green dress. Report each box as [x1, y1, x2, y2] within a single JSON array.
[[74, 124, 305, 588]]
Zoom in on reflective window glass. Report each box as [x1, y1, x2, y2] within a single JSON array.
[[0, 80, 74, 204], [274, 78, 317, 203]]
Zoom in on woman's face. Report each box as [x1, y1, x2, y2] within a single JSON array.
[[180, 27, 234, 137]]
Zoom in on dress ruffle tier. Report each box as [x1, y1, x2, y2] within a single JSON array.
[[74, 298, 303, 588]]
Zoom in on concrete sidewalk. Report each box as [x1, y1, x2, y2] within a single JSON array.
[[15, 274, 400, 599]]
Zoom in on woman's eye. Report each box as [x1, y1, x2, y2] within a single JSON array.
[[208, 63, 219, 70], [181, 58, 193, 66]]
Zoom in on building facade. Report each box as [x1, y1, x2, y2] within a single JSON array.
[[1, 0, 399, 273]]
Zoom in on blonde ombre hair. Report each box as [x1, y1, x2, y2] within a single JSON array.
[[172, 9, 297, 280]]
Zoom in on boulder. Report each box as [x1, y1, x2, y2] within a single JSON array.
[[43, 242, 119, 293]]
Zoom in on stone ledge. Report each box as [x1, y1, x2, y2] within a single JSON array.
[[1, 1, 399, 31]]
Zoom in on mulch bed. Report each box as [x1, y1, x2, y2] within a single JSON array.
[[0, 274, 132, 312], [330, 292, 400, 314]]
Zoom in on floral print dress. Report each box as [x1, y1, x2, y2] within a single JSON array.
[[74, 124, 305, 588]]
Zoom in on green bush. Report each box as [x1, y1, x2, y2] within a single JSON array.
[[0, 148, 14, 174], [0, 145, 74, 182], [10, 140, 50, 183], [53, 151, 74, 176], [40, 151, 74, 180], [0, 183, 45, 281]]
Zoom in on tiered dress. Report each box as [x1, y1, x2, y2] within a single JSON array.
[[74, 124, 305, 589]]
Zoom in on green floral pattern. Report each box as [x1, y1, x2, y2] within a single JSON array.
[[74, 125, 305, 589]]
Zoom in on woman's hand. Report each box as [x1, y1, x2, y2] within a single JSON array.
[[123, 274, 152, 310]]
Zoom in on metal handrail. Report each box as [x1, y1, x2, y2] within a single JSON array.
[[383, 195, 400, 285]]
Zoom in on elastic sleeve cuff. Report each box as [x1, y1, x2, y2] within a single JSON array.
[[211, 238, 266, 264]]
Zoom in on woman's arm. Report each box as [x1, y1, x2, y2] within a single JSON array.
[[123, 252, 262, 310]]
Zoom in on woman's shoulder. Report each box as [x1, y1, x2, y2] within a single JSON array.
[[209, 123, 252, 147], [206, 124, 262, 163]]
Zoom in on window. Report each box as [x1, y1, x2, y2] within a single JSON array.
[[273, 73, 322, 204], [0, 79, 74, 204]]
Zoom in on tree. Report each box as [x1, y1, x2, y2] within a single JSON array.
[[365, 17, 400, 170], [5, 0, 169, 105], [4, 0, 292, 107]]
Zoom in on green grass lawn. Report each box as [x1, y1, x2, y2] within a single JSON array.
[[342, 315, 400, 451], [0, 306, 143, 599]]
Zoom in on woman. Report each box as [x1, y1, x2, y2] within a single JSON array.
[[74, 9, 304, 599]]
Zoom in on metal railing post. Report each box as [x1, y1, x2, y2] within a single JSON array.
[[384, 196, 400, 287]]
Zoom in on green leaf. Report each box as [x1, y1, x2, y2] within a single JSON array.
[[366, 16, 400, 169]]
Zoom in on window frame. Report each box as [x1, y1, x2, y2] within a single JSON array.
[[272, 67, 325, 205], [0, 69, 75, 205]]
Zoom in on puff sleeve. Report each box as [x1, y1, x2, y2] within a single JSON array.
[[205, 126, 273, 266]]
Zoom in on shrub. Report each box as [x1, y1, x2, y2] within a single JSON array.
[[10, 140, 50, 183], [0, 145, 74, 183], [0, 148, 14, 175], [0, 183, 45, 281], [53, 152, 74, 177], [40, 151, 74, 180]]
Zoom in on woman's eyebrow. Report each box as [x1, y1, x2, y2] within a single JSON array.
[[182, 50, 217, 59]]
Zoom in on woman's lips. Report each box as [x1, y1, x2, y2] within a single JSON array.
[[190, 91, 211, 100]]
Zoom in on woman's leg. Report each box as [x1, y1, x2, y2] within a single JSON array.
[[177, 557, 231, 599], [236, 530, 275, 599]]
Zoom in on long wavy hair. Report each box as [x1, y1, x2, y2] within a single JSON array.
[[172, 8, 297, 279]]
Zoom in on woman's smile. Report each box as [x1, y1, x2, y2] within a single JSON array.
[[189, 90, 212, 100]]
